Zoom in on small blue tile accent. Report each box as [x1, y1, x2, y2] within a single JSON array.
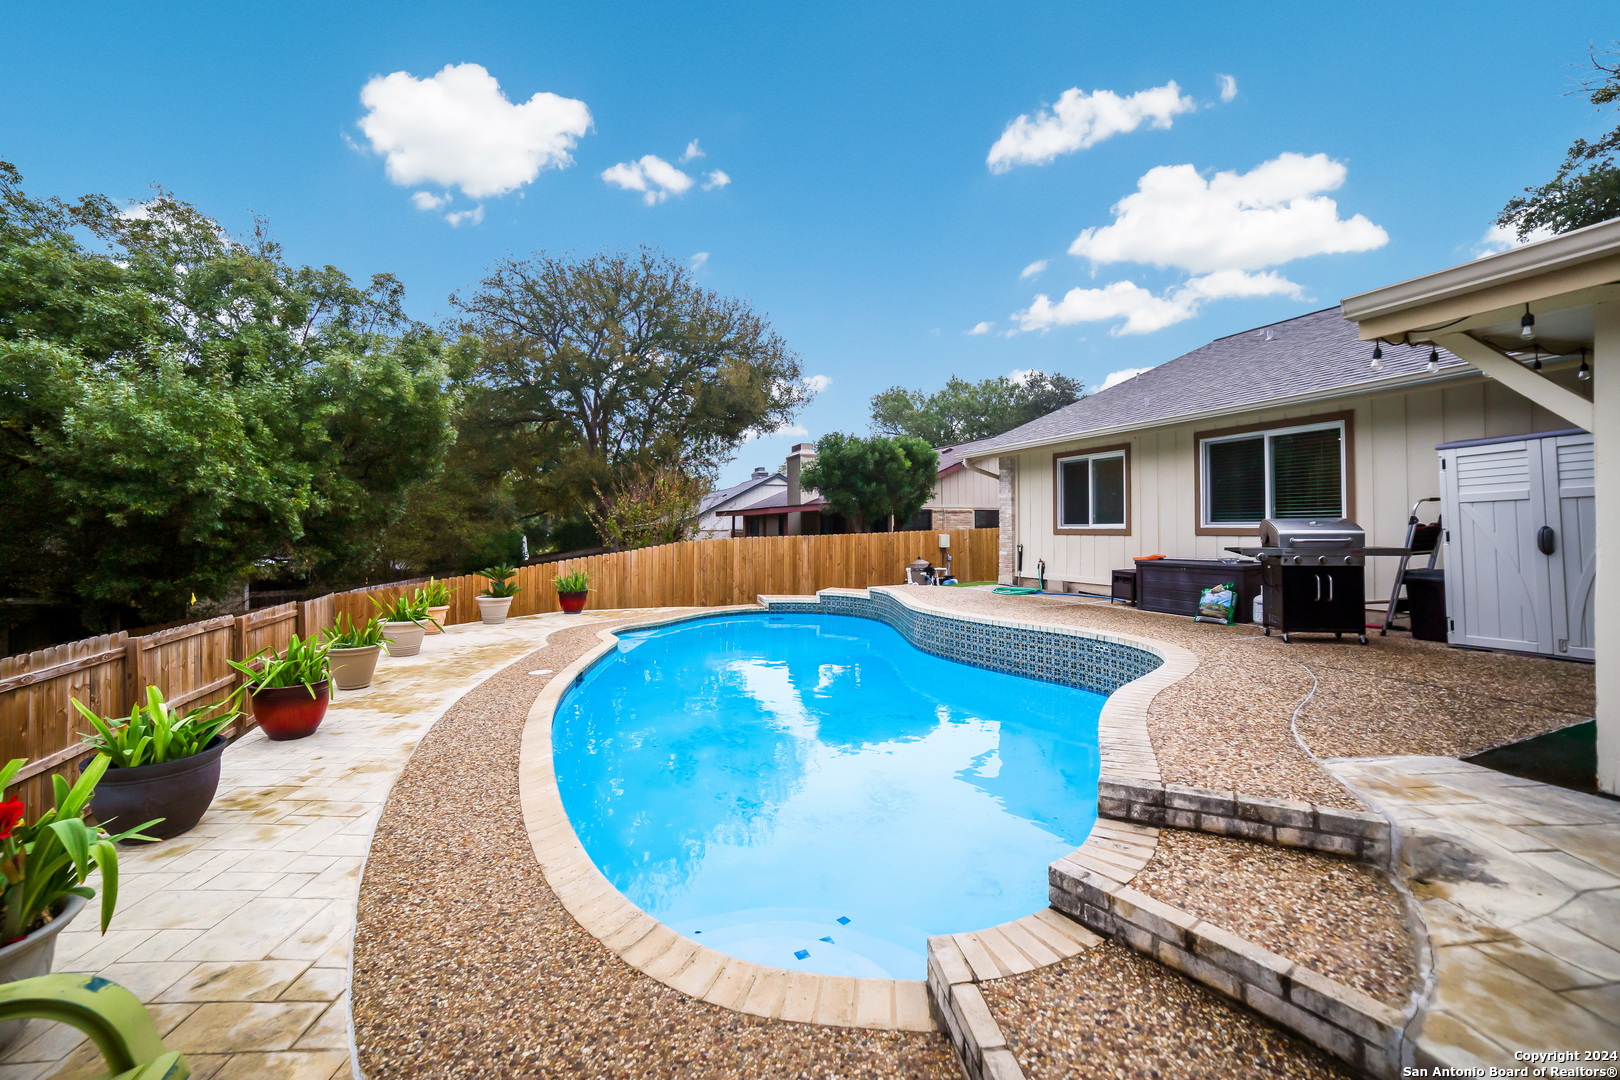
[[763, 591, 1160, 694], [793, 949, 810, 960], [819, 936, 834, 943], [836, 916, 851, 925]]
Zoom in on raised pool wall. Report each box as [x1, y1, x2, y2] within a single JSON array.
[[760, 587, 1163, 695]]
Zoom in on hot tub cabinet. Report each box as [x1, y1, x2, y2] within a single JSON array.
[[1133, 559, 1262, 622]]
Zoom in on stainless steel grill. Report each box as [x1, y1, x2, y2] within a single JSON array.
[[1256, 517, 1366, 566], [1227, 518, 1370, 644]]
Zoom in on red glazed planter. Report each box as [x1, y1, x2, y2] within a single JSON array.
[[248, 681, 331, 741], [558, 591, 589, 614]]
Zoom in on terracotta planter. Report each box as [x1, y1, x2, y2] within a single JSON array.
[[382, 621, 426, 657], [423, 604, 451, 634], [329, 644, 382, 690], [558, 590, 589, 614], [247, 681, 330, 741], [84, 735, 226, 841], [0, 894, 85, 1052], [476, 596, 514, 624]]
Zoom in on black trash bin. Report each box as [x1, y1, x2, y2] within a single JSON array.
[[1402, 569, 1447, 642]]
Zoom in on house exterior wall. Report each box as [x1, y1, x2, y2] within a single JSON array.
[[694, 478, 787, 539], [1007, 373, 1572, 601]]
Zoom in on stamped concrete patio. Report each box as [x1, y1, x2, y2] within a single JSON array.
[[0, 610, 602, 1080]]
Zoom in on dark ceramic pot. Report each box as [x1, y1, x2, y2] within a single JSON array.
[[83, 735, 226, 841], [248, 680, 330, 741], [558, 591, 589, 614]]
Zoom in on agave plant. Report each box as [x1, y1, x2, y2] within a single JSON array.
[[227, 634, 331, 698], [73, 686, 240, 769], [0, 756, 156, 939], [322, 613, 386, 648], [552, 570, 590, 593], [478, 565, 522, 599]]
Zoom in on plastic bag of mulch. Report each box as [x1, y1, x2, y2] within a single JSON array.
[[1195, 582, 1237, 624]]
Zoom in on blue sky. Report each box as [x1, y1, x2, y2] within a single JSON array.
[[2, 2, 1611, 484]]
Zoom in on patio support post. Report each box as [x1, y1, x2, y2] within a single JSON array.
[[1595, 299, 1620, 795]]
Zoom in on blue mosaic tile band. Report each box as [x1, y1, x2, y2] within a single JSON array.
[[764, 591, 1160, 695]]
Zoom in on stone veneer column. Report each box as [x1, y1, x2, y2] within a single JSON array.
[[997, 456, 1017, 584]]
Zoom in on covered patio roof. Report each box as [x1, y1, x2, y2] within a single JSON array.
[[1341, 215, 1620, 793]]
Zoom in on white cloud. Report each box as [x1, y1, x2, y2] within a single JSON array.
[[358, 63, 590, 199], [602, 154, 695, 204], [1217, 74, 1237, 103], [411, 191, 449, 212], [803, 374, 833, 394], [702, 169, 731, 190], [987, 82, 1196, 172], [742, 422, 809, 444], [682, 139, 705, 162], [1019, 259, 1049, 280], [1013, 269, 1302, 336], [1069, 152, 1388, 273], [445, 205, 485, 227], [1100, 366, 1153, 391], [967, 321, 994, 336], [1473, 222, 1555, 259], [690, 251, 710, 270], [1007, 368, 1036, 385]]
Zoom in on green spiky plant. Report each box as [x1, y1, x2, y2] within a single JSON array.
[[552, 570, 590, 594], [478, 565, 522, 599], [368, 592, 442, 631], [72, 687, 240, 769], [0, 757, 158, 939], [227, 634, 331, 699], [417, 578, 454, 607], [321, 613, 386, 648]]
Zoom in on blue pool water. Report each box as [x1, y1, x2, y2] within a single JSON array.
[[552, 612, 1104, 978]]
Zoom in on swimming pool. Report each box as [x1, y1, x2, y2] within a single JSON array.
[[552, 611, 1105, 979]]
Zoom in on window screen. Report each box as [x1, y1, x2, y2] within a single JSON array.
[[1207, 437, 1266, 523], [1060, 459, 1091, 526], [1092, 456, 1125, 525], [1271, 428, 1343, 518]]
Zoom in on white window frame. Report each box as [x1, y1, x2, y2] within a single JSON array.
[[1055, 450, 1127, 529], [1199, 419, 1347, 528]]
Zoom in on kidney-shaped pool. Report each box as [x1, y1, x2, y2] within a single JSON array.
[[552, 611, 1104, 979]]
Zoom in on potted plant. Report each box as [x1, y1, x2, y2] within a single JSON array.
[[476, 565, 522, 624], [0, 756, 152, 1052], [323, 614, 386, 690], [554, 570, 590, 614], [72, 686, 239, 840], [418, 578, 454, 635], [228, 634, 331, 741], [370, 593, 439, 657]]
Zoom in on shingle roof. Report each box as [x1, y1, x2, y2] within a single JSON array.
[[933, 437, 997, 475], [968, 307, 1466, 456], [699, 472, 781, 514]]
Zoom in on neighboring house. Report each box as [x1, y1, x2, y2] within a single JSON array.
[[727, 440, 1001, 537], [965, 305, 1582, 606], [693, 467, 787, 540]]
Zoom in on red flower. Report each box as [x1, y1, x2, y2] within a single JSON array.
[[0, 800, 24, 840]]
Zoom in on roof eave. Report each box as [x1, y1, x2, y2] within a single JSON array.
[[963, 366, 1477, 459]]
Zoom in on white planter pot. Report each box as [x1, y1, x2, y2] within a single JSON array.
[[476, 596, 514, 624], [382, 621, 426, 657]]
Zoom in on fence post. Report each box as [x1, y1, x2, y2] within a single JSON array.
[[122, 635, 142, 713]]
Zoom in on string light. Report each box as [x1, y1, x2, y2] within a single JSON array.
[[1520, 303, 1536, 341], [1426, 347, 1440, 373], [1370, 342, 1384, 372], [1578, 348, 1591, 382]]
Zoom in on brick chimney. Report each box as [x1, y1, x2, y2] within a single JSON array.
[[751, 466, 768, 480], [785, 442, 817, 506]]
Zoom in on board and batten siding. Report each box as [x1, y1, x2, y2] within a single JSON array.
[[1006, 373, 1573, 603], [924, 466, 1000, 514]]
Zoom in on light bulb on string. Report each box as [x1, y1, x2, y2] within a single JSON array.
[[1520, 304, 1536, 341], [1369, 342, 1384, 372], [1578, 349, 1591, 382], [1426, 347, 1440, 373]]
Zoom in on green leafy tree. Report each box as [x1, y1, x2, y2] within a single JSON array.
[[0, 163, 456, 624], [870, 371, 1083, 446], [452, 249, 810, 533], [798, 433, 938, 532], [1498, 44, 1620, 239], [584, 465, 706, 550]]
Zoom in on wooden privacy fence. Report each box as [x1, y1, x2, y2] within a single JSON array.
[[0, 598, 329, 815], [2, 528, 997, 813]]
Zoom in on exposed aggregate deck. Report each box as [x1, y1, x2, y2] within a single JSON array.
[[350, 616, 958, 1080]]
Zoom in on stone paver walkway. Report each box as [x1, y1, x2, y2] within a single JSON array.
[[0, 612, 593, 1080], [1329, 755, 1620, 1069]]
